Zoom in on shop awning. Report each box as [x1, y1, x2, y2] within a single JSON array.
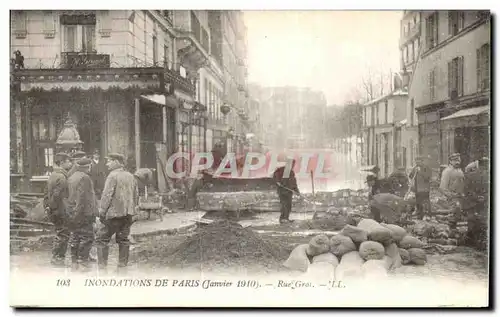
[[141, 91, 194, 108], [441, 106, 489, 121], [141, 94, 165, 106], [441, 105, 490, 129]]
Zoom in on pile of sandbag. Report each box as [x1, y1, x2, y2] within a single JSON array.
[[282, 218, 428, 280]]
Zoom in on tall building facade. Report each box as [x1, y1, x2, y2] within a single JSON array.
[[249, 84, 327, 150], [404, 10, 490, 172], [10, 10, 251, 192]]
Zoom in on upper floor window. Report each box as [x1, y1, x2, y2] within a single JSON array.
[[448, 56, 464, 98], [410, 98, 415, 126], [61, 13, 96, 53], [429, 68, 436, 101], [152, 35, 158, 66], [425, 12, 438, 50], [448, 11, 465, 36], [477, 43, 490, 91], [384, 100, 389, 124]]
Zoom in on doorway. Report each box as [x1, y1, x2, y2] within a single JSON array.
[[139, 103, 162, 189]]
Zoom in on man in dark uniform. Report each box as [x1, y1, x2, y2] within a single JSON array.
[[273, 158, 301, 224], [67, 158, 97, 271], [463, 157, 489, 250], [44, 152, 73, 267], [96, 153, 139, 273], [68, 151, 87, 178]]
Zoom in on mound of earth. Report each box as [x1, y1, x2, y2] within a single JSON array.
[[164, 220, 288, 271]]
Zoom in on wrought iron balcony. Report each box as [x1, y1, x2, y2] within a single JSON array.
[[60, 52, 111, 69], [164, 67, 196, 96], [399, 23, 421, 47]]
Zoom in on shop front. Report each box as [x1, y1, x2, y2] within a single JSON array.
[[440, 104, 490, 169], [11, 67, 164, 193]]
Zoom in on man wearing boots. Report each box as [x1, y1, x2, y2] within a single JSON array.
[[67, 158, 97, 271], [273, 158, 301, 224], [96, 153, 138, 273], [440, 153, 465, 234], [44, 153, 73, 267]]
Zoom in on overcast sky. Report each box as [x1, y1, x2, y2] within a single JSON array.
[[244, 11, 402, 105]]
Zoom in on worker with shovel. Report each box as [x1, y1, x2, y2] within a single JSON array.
[[273, 158, 302, 224]]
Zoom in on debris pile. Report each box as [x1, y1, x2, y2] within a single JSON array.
[[283, 218, 428, 280], [165, 220, 289, 271]]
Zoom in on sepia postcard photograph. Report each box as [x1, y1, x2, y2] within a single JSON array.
[[6, 4, 493, 308]]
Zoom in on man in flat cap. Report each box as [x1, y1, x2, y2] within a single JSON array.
[[68, 151, 87, 178], [440, 153, 465, 233], [67, 157, 97, 271], [96, 153, 138, 273], [409, 155, 433, 220], [44, 152, 73, 267]]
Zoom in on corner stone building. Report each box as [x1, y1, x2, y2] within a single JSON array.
[[10, 10, 251, 193], [409, 11, 490, 172]]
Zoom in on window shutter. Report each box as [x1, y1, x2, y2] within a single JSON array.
[[459, 11, 465, 29], [447, 61, 452, 97], [43, 11, 56, 38], [458, 56, 464, 96], [448, 11, 453, 35], [484, 44, 490, 89], [476, 48, 481, 91], [12, 11, 27, 39], [99, 10, 112, 37]]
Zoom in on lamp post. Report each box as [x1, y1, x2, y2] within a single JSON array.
[[220, 103, 232, 153]]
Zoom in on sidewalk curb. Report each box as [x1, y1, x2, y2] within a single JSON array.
[[130, 223, 197, 239]]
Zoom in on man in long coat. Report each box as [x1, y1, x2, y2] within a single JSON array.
[[44, 152, 73, 267], [67, 158, 97, 271], [273, 159, 300, 224]]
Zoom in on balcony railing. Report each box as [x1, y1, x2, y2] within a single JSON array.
[[60, 52, 111, 69], [400, 23, 421, 47], [164, 67, 195, 96]]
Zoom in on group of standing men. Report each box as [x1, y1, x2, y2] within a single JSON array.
[[44, 150, 139, 272], [366, 153, 489, 250]]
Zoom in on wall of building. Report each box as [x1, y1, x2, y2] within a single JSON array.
[[10, 10, 176, 69], [412, 12, 490, 109]]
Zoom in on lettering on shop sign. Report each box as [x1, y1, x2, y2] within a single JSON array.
[[64, 53, 111, 69]]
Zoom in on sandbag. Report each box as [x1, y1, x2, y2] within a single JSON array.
[[358, 241, 385, 261], [306, 234, 331, 257], [283, 244, 310, 272], [408, 248, 427, 266], [312, 252, 339, 267], [336, 251, 364, 281], [305, 262, 336, 283], [399, 235, 425, 249], [399, 248, 410, 265], [341, 225, 368, 243], [329, 234, 356, 257], [362, 259, 389, 278], [340, 250, 364, 265], [357, 219, 393, 245], [381, 223, 407, 242], [384, 243, 402, 269], [382, 256, 393, 270]]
